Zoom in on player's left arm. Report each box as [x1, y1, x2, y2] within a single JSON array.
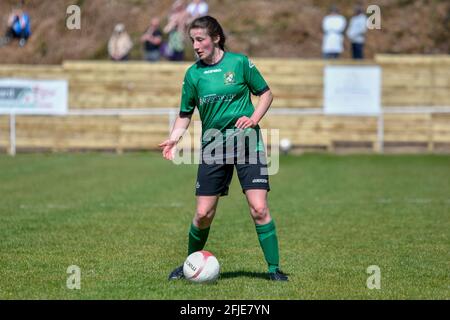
[[235, 90, 273, 129], [236, 55, 273, 129]]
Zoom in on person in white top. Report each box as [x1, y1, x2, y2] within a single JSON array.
[[108, 23, 133, 61], [322, 5, 347, 59], [186, 0, 209, 23], [346, 6, 367, 59]]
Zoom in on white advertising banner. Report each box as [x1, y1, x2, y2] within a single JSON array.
[[0, 79, 68, 115], [324, 66, 382, 115]]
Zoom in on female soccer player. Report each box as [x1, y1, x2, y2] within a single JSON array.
[[159, 16, 288, 281]]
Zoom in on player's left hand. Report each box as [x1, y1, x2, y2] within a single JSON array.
[[235, 116, 256, 129]]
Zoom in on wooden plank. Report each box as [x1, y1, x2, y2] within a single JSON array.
[[0, 115, 10, 129], [383, 133, 430, 142], [432, 124, 450, 131], [0, 65, 63, 74], [431, 114, 450, 142], [62, 60, 191, 72], [264, 75, 322, 86], [69, 83, 181, 93], [0, 65, 65, 81], [0, 64, 63, 71], [259, 115, 302, 128], [433, 73, 450, 87], [381, 73, 432, 87], [382, 94, 434, 106], [61, 139, 119, 148], [385, 114, 431, 121], [119, 135, 167, 145], [382, 87, 435, 99], [295, 138, 331, 145], [14, 117, 121, 138], [70, 94, 180, 108], [270, 98, 322, 108], [10, 115, 171, 150], [0, 115, 8, 148], [432, 90, 450, 105], [432, 133, 450, 142], [15, 138, 55, 148], [327, 123, 378, 131], [328, 133, 378, 141], [67, 72, 184, 83], [277, 130, 330, 145], [383, 114, 431, 142], [119, 115, 170, 135], [119, 115, 169, 122], [252, 58, 326, 68], [120, 124, 169, 133], [375, 54, 450, 65], [257, 65, 323, 76], [270, 88, 322, 100], [382, 88, 450, 106], [432, 113, 450, 121], [254, 58, 375, 68]]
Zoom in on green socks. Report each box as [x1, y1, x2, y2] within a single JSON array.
[[188, 223, 210, 255], [187, 220, 280, 273], [255, 220, 280, 273]]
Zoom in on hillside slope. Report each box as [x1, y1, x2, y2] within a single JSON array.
[[0, 0, 449, 64]]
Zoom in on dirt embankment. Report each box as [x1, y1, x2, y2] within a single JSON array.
[[0, 0, 449, 64]]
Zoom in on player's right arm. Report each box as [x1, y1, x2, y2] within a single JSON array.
[[159, 70, 197, 160], [159, 115, 192, 161]]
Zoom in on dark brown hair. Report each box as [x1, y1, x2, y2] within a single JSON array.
[[188, 16, 226, 51]]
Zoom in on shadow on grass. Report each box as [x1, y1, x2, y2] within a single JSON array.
[[220, 271, 269, 280]]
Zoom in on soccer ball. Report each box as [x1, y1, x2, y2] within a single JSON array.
[[183, 250, 220, 283], [280, 138, 292, 153]]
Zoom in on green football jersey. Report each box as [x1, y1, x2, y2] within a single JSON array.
[[179, 52, 269, 152]]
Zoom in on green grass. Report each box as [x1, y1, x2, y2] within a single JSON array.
[[0, 152, 449, 299]]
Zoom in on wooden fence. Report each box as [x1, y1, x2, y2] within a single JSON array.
[[0, 54, 449, 153]]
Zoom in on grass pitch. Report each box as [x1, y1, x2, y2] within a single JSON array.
[[0, 152, 449, 299]]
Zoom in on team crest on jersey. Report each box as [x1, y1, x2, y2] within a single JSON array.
[[224, 72, 236, 85]]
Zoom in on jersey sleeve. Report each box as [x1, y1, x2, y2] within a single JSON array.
[[179, 71, 197, 117], [243, 55, 270, 96]]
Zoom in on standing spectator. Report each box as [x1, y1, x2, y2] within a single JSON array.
[[1, 6, 31, 47], [141, 17, 163, 62], [346, 6, 367, 59], [321, 5, 347, 59], [108, 23, 133, 61], [186, 0, 209, 23], [163, 0, 189, 61]]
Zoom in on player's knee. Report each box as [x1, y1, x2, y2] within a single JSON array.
[[195, 207, 215, 225], [250, 203, 269, 223]]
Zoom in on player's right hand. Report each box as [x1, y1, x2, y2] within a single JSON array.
[[158, 139, 177, 160]]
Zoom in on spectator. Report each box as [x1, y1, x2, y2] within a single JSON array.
[[186, 0, 209, 23], [163, 0, 189, 61], [346, 5, 367, 59], [322, 5, 346, 59], [1, 6, 31, 47], [141, 17, 163, 62], [108, 23, 133, 61]]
